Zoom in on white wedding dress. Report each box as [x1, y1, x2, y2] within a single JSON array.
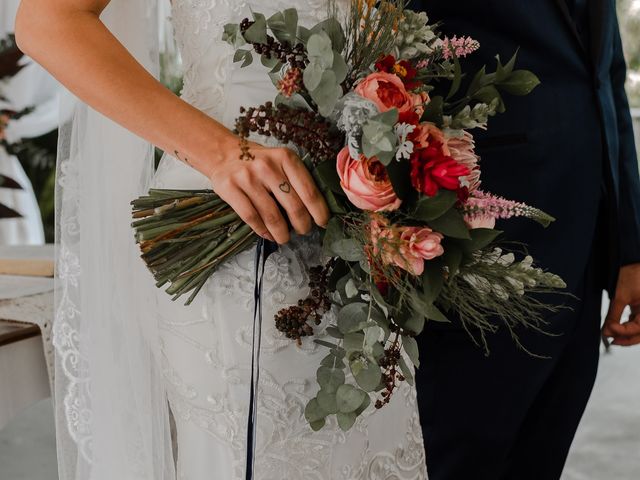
[[151, 1, 427, 479]]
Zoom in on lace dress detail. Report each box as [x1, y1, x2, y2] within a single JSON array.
[[152, 1, 428, 479]]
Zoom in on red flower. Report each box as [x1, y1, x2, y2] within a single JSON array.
[[375, 54, 396, 73], [410, 142, 471, 197]]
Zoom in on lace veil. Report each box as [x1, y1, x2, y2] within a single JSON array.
[[53, 1, 175, 478]]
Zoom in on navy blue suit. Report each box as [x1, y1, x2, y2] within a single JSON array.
[[413, 1, 640, 479]]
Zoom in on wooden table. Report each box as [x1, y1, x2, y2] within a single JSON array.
[[0, 245, 54, 431]]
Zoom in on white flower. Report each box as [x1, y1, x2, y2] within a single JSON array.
[[394, 122, 416, 161]]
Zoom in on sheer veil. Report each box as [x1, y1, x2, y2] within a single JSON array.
[[53, 1, 175, 478]]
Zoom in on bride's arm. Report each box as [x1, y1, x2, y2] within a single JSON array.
[[15, 0, 329, 244]]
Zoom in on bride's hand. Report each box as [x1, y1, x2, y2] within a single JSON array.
[[205, 139, 330, 245]]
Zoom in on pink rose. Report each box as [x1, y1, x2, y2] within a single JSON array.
[[355, 72, 415, 116], [337, 147, 402, 212], [396, 227, 445, 275]]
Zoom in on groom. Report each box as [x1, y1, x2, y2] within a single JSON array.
[[413, 0, 640, 479]]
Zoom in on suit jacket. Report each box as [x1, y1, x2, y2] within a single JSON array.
[[417, 0, 640, 295]]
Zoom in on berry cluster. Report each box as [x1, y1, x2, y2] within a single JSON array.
[[234, 102, 342, 164], [375, 328, 408, 409], [275, 260, 335, 345], [239, 18, 307, 70]]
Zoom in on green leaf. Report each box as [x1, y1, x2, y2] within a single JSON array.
[[261, 53, 280, 69], [233, 49, 253, 68], [468, 228, 502, 251], [421, 96, 444, 124], [222, 23, 246, 48], [337, 411, 357, 431], [320, 353, 344, 368], [311, 70, 342, 116], [355, 393, 371, 415], [337, 302, 369, 334], [422, 258, 445, 305], [424, 303, 449, 323], [314, 339, 339, 350], [326, 326, 344, 339], [398, 356, 415, 386], [307, 31, 334, 67], [332, 53, 348, 84], [322, 217, 344, 256], [336, 384, 367, 413], [303, 61, 324, 91], [402, 335, 420, 368], [473, 85, 504, 113], [412, 190, 458, 221], [466, 66, 487, 97], [428, 208, 471, 239], [498, 70, 541, 96], [442, 243, 463, 276], [304, 398, 327, 423], [317, 389, 338, 414], [267, 9, 298, 44], [244, 14, 268, 44], [332, 238, 364, 262], [343, 332, 365, 352], [310, 418, 326, 431], [404, 313, 425, 336], [317, 366, 346, 393], [351, 355, 382, 392], [446, 54, 462, 100], [313, 160, 343, 194], [386, 159, 414, 202], [495, 51, 517, 83], [312, 17, 346, 53]]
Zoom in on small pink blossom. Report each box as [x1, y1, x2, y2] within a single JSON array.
[[369, 215, 444, 276], [442, 36, 480, 60], [463, 190, 543, 228]]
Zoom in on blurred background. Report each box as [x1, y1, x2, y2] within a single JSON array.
[[0, 1, 639, 479]]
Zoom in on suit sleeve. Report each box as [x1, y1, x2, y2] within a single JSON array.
[[610, 11, 640, 266]]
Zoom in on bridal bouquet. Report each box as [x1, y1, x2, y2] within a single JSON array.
[[132, 1, 565, 431]]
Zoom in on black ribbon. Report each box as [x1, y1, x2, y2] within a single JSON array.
[[245, 238, 278, 480]]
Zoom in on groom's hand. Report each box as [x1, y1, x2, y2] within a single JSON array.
[[603, 263, 640, 346]]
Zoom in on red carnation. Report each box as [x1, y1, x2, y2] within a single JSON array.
[[410, 142, 471, 197]]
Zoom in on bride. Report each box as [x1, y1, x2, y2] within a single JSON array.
[[16, 0, 427, 478]]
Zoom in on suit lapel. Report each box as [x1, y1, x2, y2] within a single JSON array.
[[552, 0, 606, 68], [552, 0, 587, 53]]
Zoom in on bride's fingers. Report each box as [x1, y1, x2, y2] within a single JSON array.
[[280, 150, 330, 227], [262, 169, 313, 236], [244, 184, 290, 244], [216, 186, 272, 241]]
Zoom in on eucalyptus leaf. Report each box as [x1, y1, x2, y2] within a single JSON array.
[[317, 389, 338, 414], [233, 49, 253, 68], [222, 24, 246, 48], [398, 356, 415, 386], [331, 238, 364, 262], [337, 411, 357, 431], [304, 398, 327, 423], [336, 384, 367, 413], [337, 302, 369, 334], [351, 355, 382, 392], [402, 335, 420, 368], [244, 15, 268, 44], [343, 332, 365, 352], [326, 326, 345, 339], [317, 366, 346, 393], [355, 394, 371, 415]]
